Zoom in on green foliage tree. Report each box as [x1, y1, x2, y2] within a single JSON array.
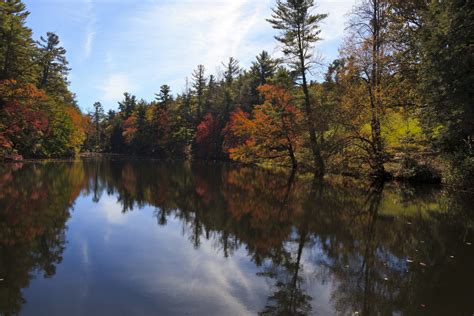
[[36, 32, 70, 93], [0, 0, 38, 83], [118, 92, 137, 118], [192, 64, 206, 120], [155, 84, 172, 109], [418, 0, 473, 156]]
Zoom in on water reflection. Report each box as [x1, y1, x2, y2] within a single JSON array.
[[0, 159, 473, 315]]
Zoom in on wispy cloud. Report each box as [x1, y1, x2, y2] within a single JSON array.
[[84, 30, 95, 58], [83, 0, 96, 59]]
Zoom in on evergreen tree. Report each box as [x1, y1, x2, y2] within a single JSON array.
[[419, 0, 473, 156], [192, 64, 206, 120], [222, 57, 240, 117], [249, 50, 280, 105], [250, 50, 279, 87], [155, 84, 172, 109], [267, 0, 328, 176], [92, 102, 104, 150], [118, 92, 137, 118], [0, 0, 38, 82], [37, 32, 70, 92]]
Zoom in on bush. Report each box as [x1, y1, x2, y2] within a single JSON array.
[[444, 156, 474, 190], [394, 156, 441, 184]]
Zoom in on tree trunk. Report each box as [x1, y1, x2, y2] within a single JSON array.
[[370, 0, 386, 178], [301, 69, 325, 177], [288, 143, 298, 170]]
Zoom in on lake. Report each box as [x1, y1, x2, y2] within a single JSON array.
[[0, 158, 473, 315]]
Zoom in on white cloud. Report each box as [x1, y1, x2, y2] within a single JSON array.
[[101, 73, 135, 102], [101, 0, 276, 97], [319, 0, 356, 40]]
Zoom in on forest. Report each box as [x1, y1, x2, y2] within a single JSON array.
[[0, 0, 472, 187]]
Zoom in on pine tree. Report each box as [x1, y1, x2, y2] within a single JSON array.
[[250, 51, 279, 86], [37, 32, 70, 92], [155, 84, 172, 109], [92, 101, 104, 150], [0, 0, 38, 82], [222, 57, 240, 117], [192, 64, 206, 120], [118, 92, 137, 118], [419, 0, 473, 156], [267, 0, 327, 176]]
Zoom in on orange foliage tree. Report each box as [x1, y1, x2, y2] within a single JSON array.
[[224, 84, 304, 168]]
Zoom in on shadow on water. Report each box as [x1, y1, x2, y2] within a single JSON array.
[[0, 158, 473, 315]]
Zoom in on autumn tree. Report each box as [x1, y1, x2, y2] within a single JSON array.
[[339, 0, 396, 177], [150, 101, 171, 157], [195, 113, 222, 160], [224, 84, 304, 169], [268, 0, 328, 176]]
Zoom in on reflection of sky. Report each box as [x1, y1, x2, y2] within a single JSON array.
[[21, 193, 335, 315]]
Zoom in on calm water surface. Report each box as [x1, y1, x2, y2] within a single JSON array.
[[0, 158, 473, 315]]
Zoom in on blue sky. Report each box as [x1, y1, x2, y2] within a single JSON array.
[[24, 0, 356, 112]]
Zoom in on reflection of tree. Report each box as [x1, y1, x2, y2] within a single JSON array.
[[4, 158, 471, 315], [257, 176, 316, 316], [0, 162, 85, 315]]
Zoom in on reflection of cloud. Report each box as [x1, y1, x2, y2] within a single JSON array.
[[111, 216, 268, 315], [99, 195, 127, 224]]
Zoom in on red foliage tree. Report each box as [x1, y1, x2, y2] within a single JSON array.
[[0, 80, 49, 159], [195, 112, 222, 159]]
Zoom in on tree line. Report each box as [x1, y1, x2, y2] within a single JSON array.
[[1, 0, 472, 186]]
